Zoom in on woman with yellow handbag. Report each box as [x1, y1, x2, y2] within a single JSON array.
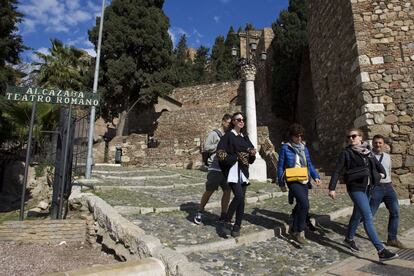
[[277, 123, 321, 244]]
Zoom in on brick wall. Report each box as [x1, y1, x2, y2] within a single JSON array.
[[0, 219, 87, 243]]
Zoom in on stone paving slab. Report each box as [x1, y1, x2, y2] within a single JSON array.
[[125, 193, 352, 248], [313, 227, 414, 276], [93, 182, 281, 208], [186, 205, 414, 275], [93, 176, 205, 187]]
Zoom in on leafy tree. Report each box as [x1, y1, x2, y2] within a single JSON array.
[[271, 0, 308, 121], [192, 45, 210, 84], [0, 0, 26, 92], [33, 39, 90, 90], [210, 35, 225, 81], [171, 34, 194, 86], [89, 0, 174, 121]]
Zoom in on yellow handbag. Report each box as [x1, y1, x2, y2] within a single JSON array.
[[285, 167, 308, 182]]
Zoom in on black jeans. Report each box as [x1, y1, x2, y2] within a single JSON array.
[[227, 182, 247, 227], [288, 182, 309, 233]]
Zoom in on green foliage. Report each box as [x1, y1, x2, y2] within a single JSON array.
[[89, 0, 174, 118], [192, 45, 211, 84], [33, 39, 90, 91], [171, 34, 194, 86], [0, 0, 26, 92], [271, 0, 308, 121]]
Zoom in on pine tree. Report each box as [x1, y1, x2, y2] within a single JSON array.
[[210, 35, 225, 81], [0, 0, 26, 92], [271, 0, 308, 121], [88, 0, 174, 119], [222, 26, 239, 80], [192, 45, 210, 84], [171, 34, 194, 86]]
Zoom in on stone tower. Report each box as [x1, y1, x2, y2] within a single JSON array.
[[307, 0, 414, 193]]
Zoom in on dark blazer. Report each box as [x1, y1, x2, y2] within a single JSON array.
[[329, 146, 386, 192], [216, 130, 256, 180]]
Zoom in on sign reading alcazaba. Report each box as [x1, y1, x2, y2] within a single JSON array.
[[5, 85, 100, 106]]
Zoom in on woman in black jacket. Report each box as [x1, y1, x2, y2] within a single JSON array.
[[328, 128, 397, 262], [216, 112, 256, 237]]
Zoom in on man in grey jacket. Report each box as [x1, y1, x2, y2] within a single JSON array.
[[370, 134, 406, 248], [194, 114, 232, 224]]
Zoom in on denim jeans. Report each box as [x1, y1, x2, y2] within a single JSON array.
[[370, 184, 400, 241], [288, 182, 309, 233], [346, 190, 384, 252]]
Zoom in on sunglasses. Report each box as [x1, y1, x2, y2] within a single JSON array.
[[293, 134, 303, 138], [234, 118, 244, 122], [347, 134, 359, 139]]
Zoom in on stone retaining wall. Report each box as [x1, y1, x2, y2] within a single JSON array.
[[0, 220, 86, 244], [70, 188, 209, 276]]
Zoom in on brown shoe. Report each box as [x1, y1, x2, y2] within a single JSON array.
[[386, 239, 407, 249], [291, 232, 308, 245]]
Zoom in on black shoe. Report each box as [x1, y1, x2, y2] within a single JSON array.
[[231, 225, 241, 237], [218, 213, 229, 223], [307, 219, 317, 232], [378, 248, 398, 262], [344, 239, 360, 252]]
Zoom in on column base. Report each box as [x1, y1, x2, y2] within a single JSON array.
[[249, 157, 267, 182]]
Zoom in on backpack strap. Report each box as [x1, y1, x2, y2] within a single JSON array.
[[213, 129, 222, 138], [379, 153, 384, 164]]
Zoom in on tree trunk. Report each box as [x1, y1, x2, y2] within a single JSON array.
[[116, 110, 127, 136]]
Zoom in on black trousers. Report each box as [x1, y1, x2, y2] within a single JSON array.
[[227, 182, 247, 227]]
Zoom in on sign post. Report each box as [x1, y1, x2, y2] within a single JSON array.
[[5, 85, 99, 220]]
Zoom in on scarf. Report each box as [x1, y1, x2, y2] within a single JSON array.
[[290, 142, 307, 167], [351, 141, 371, 156]]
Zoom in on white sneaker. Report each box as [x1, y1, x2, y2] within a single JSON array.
[[194, 211, 202, 225]]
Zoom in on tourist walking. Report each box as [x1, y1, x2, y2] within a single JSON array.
[[216, 112, 256, 237], [194, 114, 232, 225], [277, 123, 321, 245], [328, 128, 398, 262], [345, 134, 406, 249]]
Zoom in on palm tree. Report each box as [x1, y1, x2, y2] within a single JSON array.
[[32, 39, 90, 90]]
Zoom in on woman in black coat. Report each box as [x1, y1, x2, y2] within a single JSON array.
[[328, 128, 397, 262], [216, 112, 256, 237]]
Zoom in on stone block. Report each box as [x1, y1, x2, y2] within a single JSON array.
[[399, 115, 412, 123], [399, 173, 414, 185], [391, 142, 407, 154], [356, 72, 370, 84], [371, 56, 384, 64], [367, 124, 392, 138], [390, 154, 403, 168], [384, 114, 398, 124], [374, 113, 385, 124], [386, 103, 396, 111], [399, 126, 412, 134], [379, 95, 393, 104], [405, 156, 414, 167], [358, 55, 371, 65], [361, 103, 385, 113], [354, 114, 375, 128], [361, 82, 379, 90]]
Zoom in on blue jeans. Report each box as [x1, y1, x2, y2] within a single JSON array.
[[346, 190, 384, 251], [370, 184, 400, 241], [288, 182, 309, 233]]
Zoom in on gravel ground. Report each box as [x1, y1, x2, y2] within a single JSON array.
[[0, 242, 118, 276]]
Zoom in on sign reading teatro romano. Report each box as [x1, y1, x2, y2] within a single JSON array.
[[5, 85, 99, 106]]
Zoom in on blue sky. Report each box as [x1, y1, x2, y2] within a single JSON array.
[[17, 0, 288, 62]]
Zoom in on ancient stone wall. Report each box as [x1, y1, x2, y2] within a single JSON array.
[[308, 0, 361, 163], [308, 0, 414, 193]]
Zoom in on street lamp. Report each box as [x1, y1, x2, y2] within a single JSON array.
[[232, 30, 268, 182]]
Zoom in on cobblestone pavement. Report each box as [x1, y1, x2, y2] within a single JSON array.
[[91, 167, 414, 275]]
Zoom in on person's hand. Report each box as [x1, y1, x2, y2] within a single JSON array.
[[315, 178, 321, 186], [280, 186, 287, 192], [248, 148, 256, 156], [328, 190, 336, 200]]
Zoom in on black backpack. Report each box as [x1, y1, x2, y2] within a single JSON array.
[[202, 129, 222, 166]]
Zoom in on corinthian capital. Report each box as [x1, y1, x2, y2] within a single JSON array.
[[241, 64, 256, 81]]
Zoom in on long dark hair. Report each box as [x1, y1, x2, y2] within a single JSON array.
[[230, 112, 245, 130]]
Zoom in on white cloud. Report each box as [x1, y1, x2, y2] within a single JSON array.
[[193, 28, 203, 38], [82, 48, 96, 57], [213, 16, 221, 23], [18, 0, 96, 34], [168, 27, 189, 47], [30, 47, 50, 63]]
